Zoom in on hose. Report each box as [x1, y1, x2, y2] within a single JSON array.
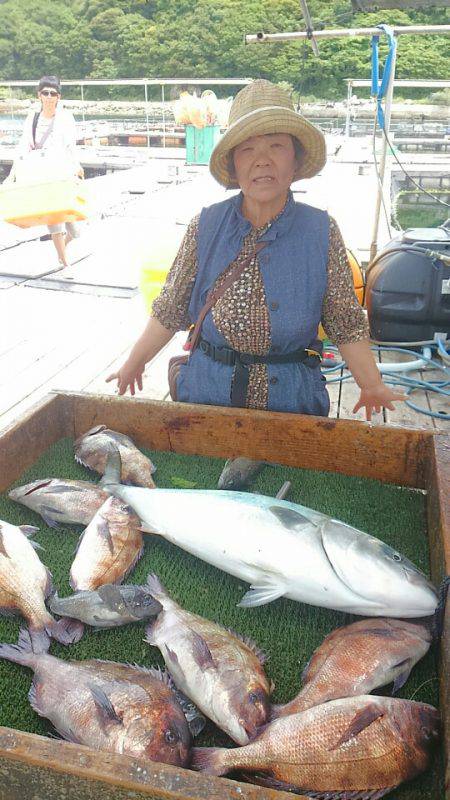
[[322, 344, 450, 420]]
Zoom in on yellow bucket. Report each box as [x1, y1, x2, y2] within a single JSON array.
[[319, 248, 364, 340], [140, 229, 185, 313], [0, 178, 87, 229]]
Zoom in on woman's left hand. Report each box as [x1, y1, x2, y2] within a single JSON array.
[[353, 384, 407, 421]]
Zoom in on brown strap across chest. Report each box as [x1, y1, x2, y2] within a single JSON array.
[[188, 241, 267, 353]]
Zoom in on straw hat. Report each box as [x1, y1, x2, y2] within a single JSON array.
[[209, 79, 326, 188]]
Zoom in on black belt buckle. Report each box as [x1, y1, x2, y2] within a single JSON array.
[[237, 352, 253, 367]]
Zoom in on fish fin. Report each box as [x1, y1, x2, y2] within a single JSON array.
[[268, 505, 313, 529], [191, 631, 215, 670], [99, 443, 122, 488], [85, 424, 107, 437], [43, 568, 54, 599], [97, 583, 127, 613], [62, 728, 83, 745], [164, 644, 180, 669], [90, 685, 123, 727], [48, 618, 84, 645], [28, 680, 44, 716], [40, 508, 61, 529], [331, 703, 385, 750], [97, 517, 114, 554], [0, 606, 19, 619], [19, 525, 40, 537], [191, 746, 228, 776], [0, 529, 9, 558], [225, 629, 267, 665], [145, 618, 158, 645], [29, 627, 52, 653], [391, 658, 413, 694], [166, 681, 206, 737], [301, 655, 313, 683], [238, 576, 287, 608], [145, 573, 168, 601], [29, 539, 44, 552], [120, 541, 144, 583], [0, 627, 44, 667]]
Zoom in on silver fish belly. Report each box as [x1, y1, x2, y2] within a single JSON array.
[[104, 486, 437, 618]]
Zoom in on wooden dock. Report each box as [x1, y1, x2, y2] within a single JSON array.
[[0, 148, 448, 435]]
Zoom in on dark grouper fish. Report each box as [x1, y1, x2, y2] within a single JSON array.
[[0, 520, 83, 646], [8, 479, 109, 528], [145, 574, 270, 745], [49, 583, 163, 629], [193, 695, 440, 799], [74, 425, 156, 488], [271, 617, 432, 720], [0, 629, 192, 766], [218, 458, 267, 491]]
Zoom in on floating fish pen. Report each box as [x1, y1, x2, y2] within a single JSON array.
[[0, 391, 448, 800]]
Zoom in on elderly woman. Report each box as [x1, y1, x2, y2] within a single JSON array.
[[108, 80, 404, 420]]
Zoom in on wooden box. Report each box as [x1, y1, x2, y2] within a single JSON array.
[[0, 390, 448, 800]]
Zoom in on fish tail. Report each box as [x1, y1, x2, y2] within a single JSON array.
[[145, 573, 169, 601], [0, 627, 45, 667], [99, 443, 122, 488], [191, 746, 230, 776], [47, 617, 85, 645]]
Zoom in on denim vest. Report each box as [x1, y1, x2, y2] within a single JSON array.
[[176, 192, 330, 415]]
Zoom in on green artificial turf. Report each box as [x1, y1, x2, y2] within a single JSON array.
[[0, 438, 444, 799]]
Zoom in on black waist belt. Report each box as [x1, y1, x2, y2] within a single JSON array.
[[198, 338, 321, 408]]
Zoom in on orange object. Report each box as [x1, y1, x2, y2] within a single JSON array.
[[0, 178, 87, 229], [318, 248, 364, 340], [128, 135, 147, 146]]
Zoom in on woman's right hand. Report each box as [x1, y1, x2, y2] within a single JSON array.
[[106, 360, 145, 396]]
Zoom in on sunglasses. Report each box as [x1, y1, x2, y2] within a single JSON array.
[[40, 89, 59, 97]]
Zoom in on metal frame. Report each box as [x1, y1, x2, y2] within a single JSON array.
[[245, 24, 450, 259]]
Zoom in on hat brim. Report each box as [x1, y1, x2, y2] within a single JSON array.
[[209, 106, 326, 188]]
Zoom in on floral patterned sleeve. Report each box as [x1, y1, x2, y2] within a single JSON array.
[[321, 217, 370, 346], [151, 214, 200, 332]]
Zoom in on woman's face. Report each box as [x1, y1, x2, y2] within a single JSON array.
[[38, 88, 60, 112], [232, 133, 298, 205]]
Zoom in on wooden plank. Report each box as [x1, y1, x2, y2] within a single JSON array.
[[0, 727, 296, 800], [0, 393, 71, 492], [67, 392, 433, 488]]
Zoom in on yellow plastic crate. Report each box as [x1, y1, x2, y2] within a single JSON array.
[[0, 178, 87, 228]]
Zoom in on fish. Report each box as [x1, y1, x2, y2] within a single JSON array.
[[84, 660, 205, 739], [101, 455, 438, 617], [0, 628, 191, 766], [74, 425, 156, 488], [70, 496, 144, 591], [192, 695, 440, 798], [0, 520, 83, 647], [218, 458, 266, 490], [8, 478, 109, 528], [144, 574, 270, 745], [49, 583, 162, 629], [271, 618, 432, 720]]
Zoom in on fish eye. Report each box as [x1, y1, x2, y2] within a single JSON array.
[[392, 553, 402, 562], [164, 728, 179, 744], [248, 690, 262, 704]]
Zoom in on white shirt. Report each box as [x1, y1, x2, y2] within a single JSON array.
[[11, 105, 81, 182]]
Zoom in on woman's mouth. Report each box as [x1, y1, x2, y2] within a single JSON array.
[[252, 176, 275, 184]]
